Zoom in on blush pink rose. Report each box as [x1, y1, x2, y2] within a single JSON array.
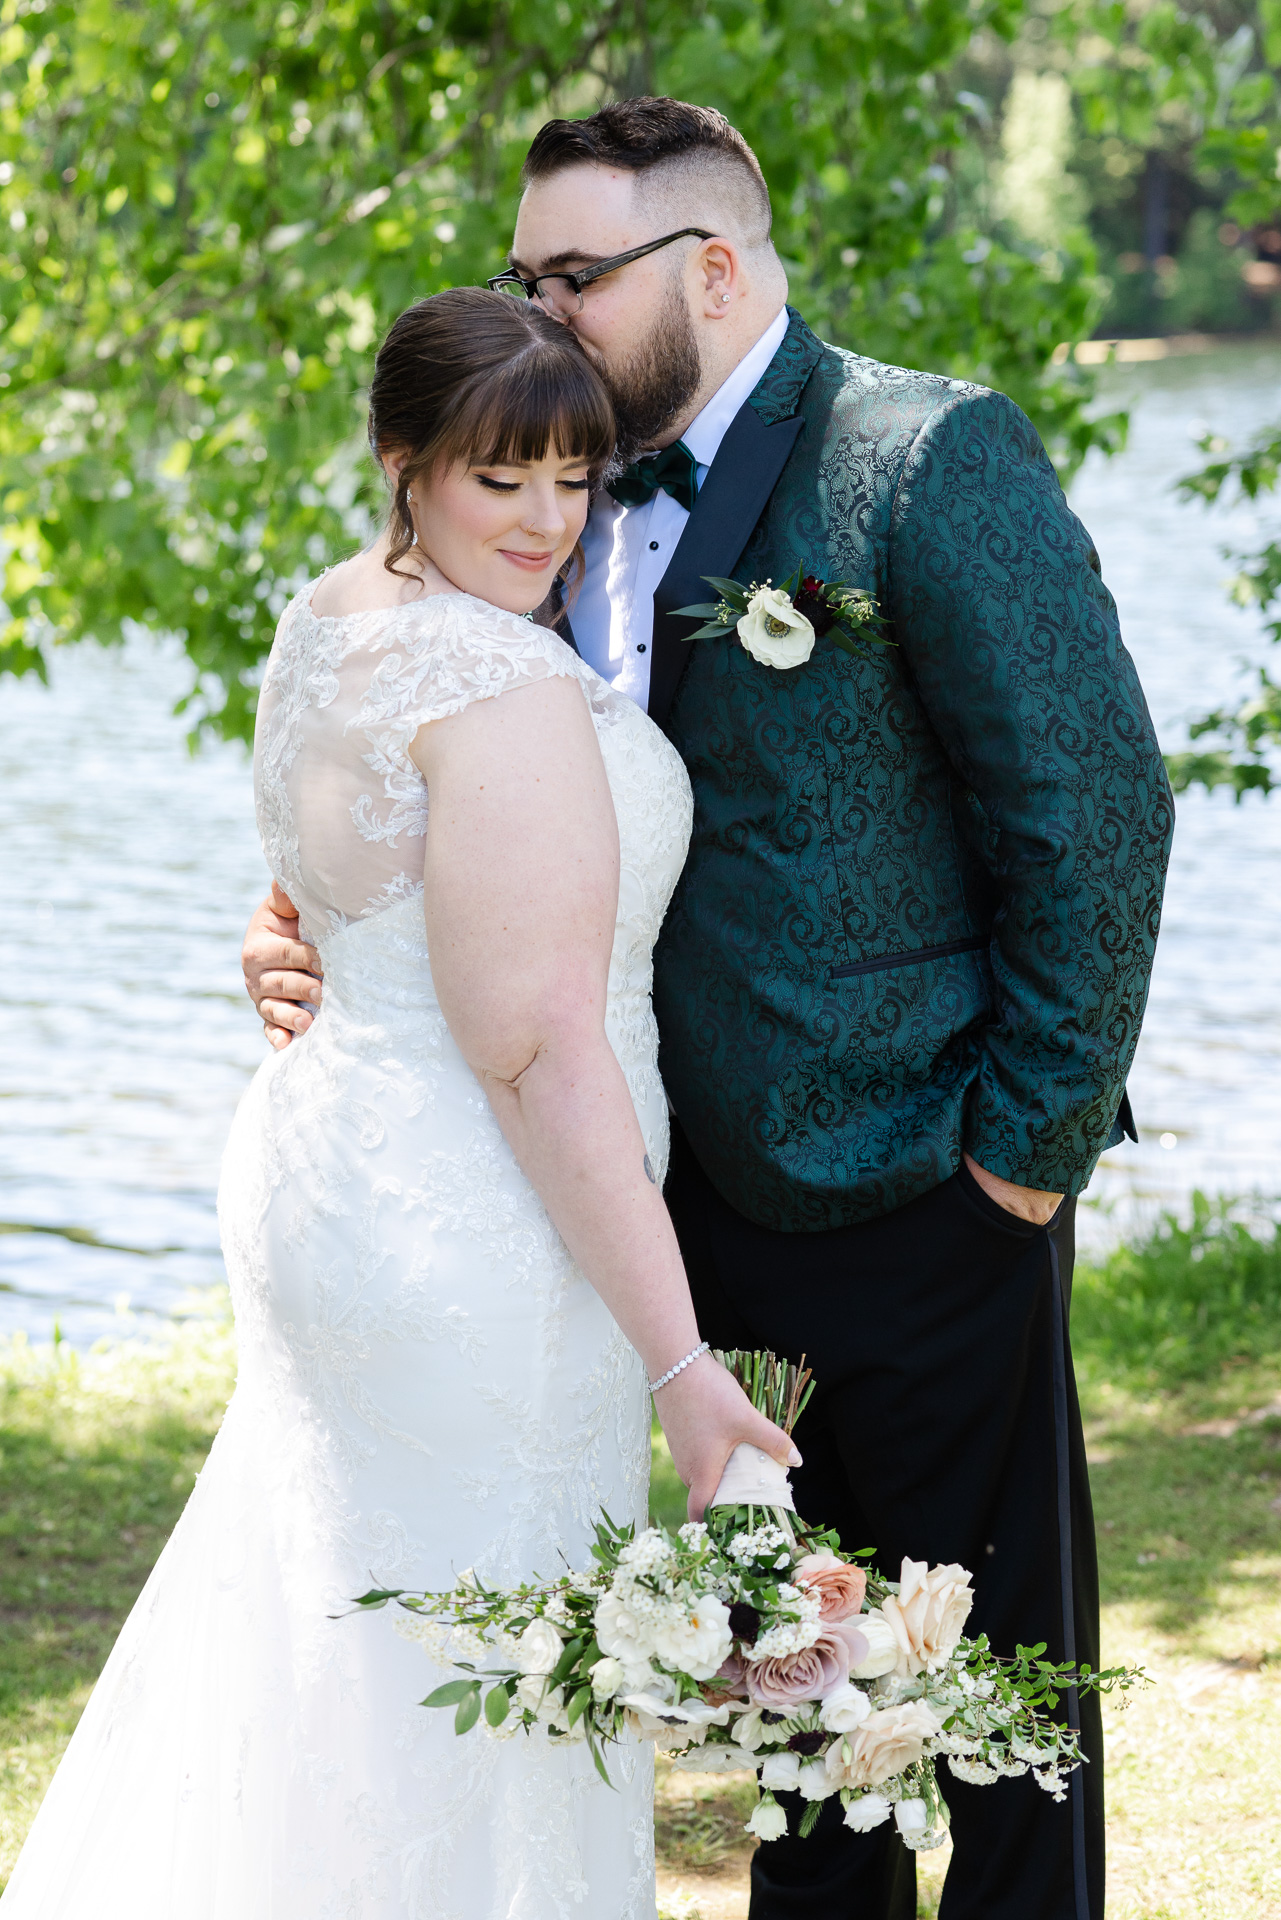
[[704, 1650, 749, 1700], [793, 1551, 868, 1625], [745, 1621, 869, 1710]]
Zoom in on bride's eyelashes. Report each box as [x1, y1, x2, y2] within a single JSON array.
[[472, 471, 591, 494]]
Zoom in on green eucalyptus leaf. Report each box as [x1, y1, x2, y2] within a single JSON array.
[[484, 1684, 511, 1727], [422, 1679, 477, 1709], [679, 620, 737, 642], [454, 1686, 483, 1735], [587, 1732, 616, 1789], [566, 1683, 594, 1727]]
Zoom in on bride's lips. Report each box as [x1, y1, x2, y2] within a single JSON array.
[[497, 548, 556, 573]]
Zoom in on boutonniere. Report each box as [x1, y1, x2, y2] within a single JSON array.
[[674, 566, 891, 671]]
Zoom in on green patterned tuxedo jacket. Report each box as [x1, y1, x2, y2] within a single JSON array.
[[640, 308, 1173, 1232]]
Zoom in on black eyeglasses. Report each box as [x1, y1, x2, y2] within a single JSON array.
[[488, 229, 715, 320]]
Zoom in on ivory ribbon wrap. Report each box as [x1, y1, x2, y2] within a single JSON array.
[[709, 1442, 796, 1512]]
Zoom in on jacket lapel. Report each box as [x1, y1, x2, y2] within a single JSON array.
[[648, 307, 824, 731]]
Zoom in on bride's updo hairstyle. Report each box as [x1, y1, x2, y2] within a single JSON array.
[[367, 286, 615, 580]]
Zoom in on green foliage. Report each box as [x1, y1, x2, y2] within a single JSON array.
[[0, 0, 1114, 737], [1169, 428, 1281, 796], [1073, 1193, 1281, 1383]]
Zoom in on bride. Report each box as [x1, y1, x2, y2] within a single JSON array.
[[0, 287, 796, 1919]]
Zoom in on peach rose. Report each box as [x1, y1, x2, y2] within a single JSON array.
[[745, 1621, 868, 1711], [793, 1550, 868, 1624], [881, 1559, 973, 1677], [824, 1700, 943, 1790]]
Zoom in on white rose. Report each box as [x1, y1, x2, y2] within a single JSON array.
[[535, 1682, 566, 1726], [895, 1798, 929, 1837], [760, 1751, 801, 1792], [745, 1795, 790, 1842], [515, 1617, 564, 1676], [648, 1593, 734, 1681], [881, 1560, 974, 1676], [594, 1591, 655, 1668], [820, 1682, 874, 1733], [843, 1792, 892, 1832], [797, 1758, 838, 1801], [736, 586, 816, 670], [589, 1656, 625, 1699], [848, 1610, 901, 1680], [515, 1673, 548, 1714]]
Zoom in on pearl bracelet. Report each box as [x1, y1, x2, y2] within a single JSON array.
[[648, 1340, 709, 1395]]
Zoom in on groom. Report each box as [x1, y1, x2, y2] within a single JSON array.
[[244, 99, 1172, 1920]]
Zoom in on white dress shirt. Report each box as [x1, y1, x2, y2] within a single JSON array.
[[573, 307, 789, 711]]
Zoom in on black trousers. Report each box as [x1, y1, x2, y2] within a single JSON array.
[[665, 1119, 1103, 1920]]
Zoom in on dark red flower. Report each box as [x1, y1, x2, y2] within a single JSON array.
[[729, 1600, 762, 1644]]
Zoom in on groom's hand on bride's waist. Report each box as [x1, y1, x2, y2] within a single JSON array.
[[242, 882, 323, 1050], [963, 1153, 1063, 1228]]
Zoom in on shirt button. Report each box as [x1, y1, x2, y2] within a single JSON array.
[[637, 644, 647, 654], [649, 541, 660, 551]]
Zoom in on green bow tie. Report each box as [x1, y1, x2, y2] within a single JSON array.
[[606, 440, 699, 514]]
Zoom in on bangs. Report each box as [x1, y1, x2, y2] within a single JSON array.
[[441, 342, 615, 474]]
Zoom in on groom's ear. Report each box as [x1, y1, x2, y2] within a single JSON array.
[[695, 238, 740, 318]]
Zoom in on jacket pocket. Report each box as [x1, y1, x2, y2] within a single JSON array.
[[830, 934, 987, 981]]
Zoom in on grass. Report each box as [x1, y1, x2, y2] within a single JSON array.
[[3, 1200, 1281, 1914], [0, 1307, 235, 1885]]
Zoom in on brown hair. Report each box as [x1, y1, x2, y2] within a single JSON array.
[[522, 97, 771, 238], [367, 287, 616, 580]]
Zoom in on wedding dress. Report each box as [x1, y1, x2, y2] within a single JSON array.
[[1, 585, 693, 1919]]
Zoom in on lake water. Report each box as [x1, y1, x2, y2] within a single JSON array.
[[3, 346, 1279, 1345]]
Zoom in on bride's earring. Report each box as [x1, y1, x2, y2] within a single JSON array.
[[406, 492, 418, 546], [720, 293, 731, 303]]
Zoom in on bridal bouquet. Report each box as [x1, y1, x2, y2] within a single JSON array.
[[349, 1352, 1138, 1847]]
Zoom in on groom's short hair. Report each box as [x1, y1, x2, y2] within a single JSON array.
[[522, 98, 773, 249]]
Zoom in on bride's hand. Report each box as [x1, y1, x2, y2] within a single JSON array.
[[654, 1353, 802, 1523]]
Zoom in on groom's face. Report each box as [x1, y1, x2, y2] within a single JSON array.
[[510, 165, 704, 457]]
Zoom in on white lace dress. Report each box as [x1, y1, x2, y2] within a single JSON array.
[[0, 587, 693, 1920]]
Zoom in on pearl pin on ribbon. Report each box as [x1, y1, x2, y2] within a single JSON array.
[[709, 1443, 797, 1511]]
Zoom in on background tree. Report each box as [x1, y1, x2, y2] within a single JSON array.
[[1054, 0, 1281, 795], [0, 0, 1120, 739]]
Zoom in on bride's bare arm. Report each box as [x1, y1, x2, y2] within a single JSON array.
[[411, 676, 798, 1519]]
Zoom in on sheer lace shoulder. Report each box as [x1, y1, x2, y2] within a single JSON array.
[[253, 582, 595, 940], [351, 589, 586, 752]]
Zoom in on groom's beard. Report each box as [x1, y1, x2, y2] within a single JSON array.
[[592, 281, 703, 469]]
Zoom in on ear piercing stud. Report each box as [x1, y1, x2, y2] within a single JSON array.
[[721, 293, 731, 303]]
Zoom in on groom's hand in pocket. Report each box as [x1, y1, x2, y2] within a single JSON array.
[[963, 1153, 1062, 1227], [242, 882, 323, 1049]]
